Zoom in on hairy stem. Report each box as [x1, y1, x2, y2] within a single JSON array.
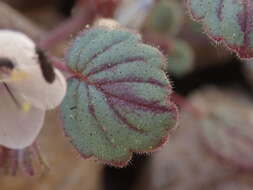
[[39, 7, 94, 50]]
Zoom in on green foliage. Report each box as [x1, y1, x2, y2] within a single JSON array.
[[60, 22, 178, 167], [187, 0, 253, 58], [166, 39, 194, 77], [146, 0, 183, 35], [202, 105, 253, 170]]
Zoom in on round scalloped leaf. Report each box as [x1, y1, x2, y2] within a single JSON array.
[[61, 23, 178, 167], [166, 39, 194, 77], [187, 0, 253, 58], [145, 0, 183, 35], [201, 105, 253, 170]]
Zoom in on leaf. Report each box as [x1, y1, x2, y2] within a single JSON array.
[[187, 0, 253, 59], [145, 0, 183, 35], [166, 39, 194, 77], [191, 88, 253, 171], [201, 105, 253, 170], [60, 22, 178, 167]]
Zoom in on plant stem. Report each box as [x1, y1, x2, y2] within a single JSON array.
[[50, 56, 70, 73], [39, 8, 94, 50]]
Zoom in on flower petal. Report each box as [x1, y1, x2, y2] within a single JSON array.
[[0, 30, 67, 110], [0, 84, 45, 149], [7, 67, 67, 110], [0, 30, 36, 61]]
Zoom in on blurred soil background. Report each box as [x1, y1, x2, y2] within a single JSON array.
[[1, 0, 253, 190]]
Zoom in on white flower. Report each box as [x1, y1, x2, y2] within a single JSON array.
[[0, 30, 66, 149]]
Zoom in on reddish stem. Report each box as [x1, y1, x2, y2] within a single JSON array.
[[10, 150, 18, 175], [39, 8, 94, 50], [50, 56, 71, 73]]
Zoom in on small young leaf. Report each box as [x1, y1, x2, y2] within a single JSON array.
[[166, 39, 194, 77], [145, 0, 183, 35], [61, 22, 178, 167], [187, 0, 253, 59]]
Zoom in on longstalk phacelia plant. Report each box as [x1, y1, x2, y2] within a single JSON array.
[[0, 18, 178, 171]]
